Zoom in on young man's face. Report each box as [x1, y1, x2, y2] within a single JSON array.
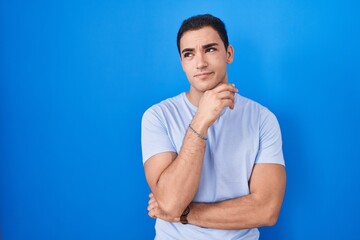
[[179, 26, 234, 95]]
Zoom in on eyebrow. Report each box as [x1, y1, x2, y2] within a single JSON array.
[[181, 43, 219, 54]]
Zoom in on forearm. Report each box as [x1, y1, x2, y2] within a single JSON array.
[[153, 118, 208, 216], [184, 164, 286, 229], [146, 84, 238, 218], [188, 194, 279, 230]]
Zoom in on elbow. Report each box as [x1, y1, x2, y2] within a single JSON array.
[[158, 200, 186, 218], [265, 213, 279, 226], [162, 206, 184, 218], [152, 186, 190, 217], [262, 208, 280, 226]]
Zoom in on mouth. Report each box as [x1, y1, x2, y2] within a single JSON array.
[[194, 72, 214, 79]]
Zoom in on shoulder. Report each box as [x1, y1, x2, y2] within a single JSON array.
[[234, 94, 279, 127], [142, 93, 185, 122], [235, 94, 273, 116]]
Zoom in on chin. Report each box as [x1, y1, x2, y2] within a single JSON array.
[[191, 77, 224, 92], [200, 83, 220, 92]]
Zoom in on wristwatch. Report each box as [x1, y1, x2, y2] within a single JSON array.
[[180, 206, 190, 224]]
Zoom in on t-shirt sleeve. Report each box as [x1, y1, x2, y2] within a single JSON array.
[[141, 107, 176, 164], [255, 108, 285, 166]]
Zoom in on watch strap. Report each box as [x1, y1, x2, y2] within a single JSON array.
[[180, 206, 190, 224]]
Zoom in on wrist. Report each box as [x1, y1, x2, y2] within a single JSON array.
[[180, 206, 190, 224], [190, 115, 209, 137], [186, 203, 204, 227], [188, 125, 207, 141]]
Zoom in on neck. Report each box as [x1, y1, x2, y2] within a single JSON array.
[[186, 89, 202, 107], [187, 77, 229, 107]]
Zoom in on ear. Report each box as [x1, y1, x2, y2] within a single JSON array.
[[226, 45, 234, 64]]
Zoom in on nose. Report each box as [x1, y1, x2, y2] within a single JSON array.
[[196, 52, 208, 69]]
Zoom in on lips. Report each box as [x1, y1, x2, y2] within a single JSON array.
[[194, 72, 214, 78]]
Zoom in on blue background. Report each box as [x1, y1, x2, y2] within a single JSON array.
[[1, 0, 359, 239]]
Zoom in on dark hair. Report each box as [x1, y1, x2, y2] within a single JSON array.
[[176, 14, 229, 54]]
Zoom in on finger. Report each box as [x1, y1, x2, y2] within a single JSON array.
[[147, 202, 156, 211], [213, 83, 238, 93], [220, 99, 235, 109], [149, 192, 153, 198], [147, 200, 159, 211], [217, 91, 235, 100], [148, 207, 161, 219], [148, 197, 156, 205], [148, 210, 156, 219]]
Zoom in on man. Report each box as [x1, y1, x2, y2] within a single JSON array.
[[141, 14, 286, 239]]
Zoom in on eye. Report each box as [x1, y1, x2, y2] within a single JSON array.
[[183, 52, 193, 58], [208, 47, 217, 52]]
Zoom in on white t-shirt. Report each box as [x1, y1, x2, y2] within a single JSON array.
[[141, 92, 285, 240]]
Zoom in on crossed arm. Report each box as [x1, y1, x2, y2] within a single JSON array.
[[147, 158, 286, 230], [182, 163, 285, 229], [143, 84, 286, 229]]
